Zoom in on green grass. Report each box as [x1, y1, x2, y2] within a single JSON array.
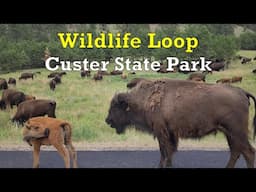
[[0, 51, 256, 147]]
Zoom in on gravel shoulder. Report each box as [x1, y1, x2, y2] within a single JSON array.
[[0, 139, 236, 151]]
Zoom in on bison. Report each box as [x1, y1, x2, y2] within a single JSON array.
[[48, 72, 66, 78], [231, 76, 242, 83], [49, 79, 56, 91], [19, 73, 34, 80], [81, 70, 91, 78], [12, 99, 56, 125], [241, 57, 252, 64], [23, 117, 77, 168], [252, 69, 256, 74], [53, 75, 61, 84], [216, 78, 232, 84], [110, 70, 122, 75], [106, 79, 256, 168], [93, 73, 103, 81], [0, 79, 8, 90], [1, 89, 35, 109], [209, 62, 225, 71], [8, 77, 16, 86]]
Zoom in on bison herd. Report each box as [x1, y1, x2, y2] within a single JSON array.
[[0, 54, 256, 168]]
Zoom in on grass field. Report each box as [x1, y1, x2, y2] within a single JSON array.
[[0, 50, 256, 149]]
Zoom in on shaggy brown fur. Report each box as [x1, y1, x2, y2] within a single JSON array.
[[1, 89, 35, 109], [93, 73, 103, 81], [19, 73, 34, 80], [8, 77, 16, 86], [23, 117, 77, 168], [106, 79, 256, 168], [12, 99, 56, 124]]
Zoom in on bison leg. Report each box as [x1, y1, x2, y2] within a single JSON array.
[[225, 136, 241, 168], [66, 144, 78, 168], [157, 134, 177, 168], [54, 143, 70, 168], [241, 142, 255, 168], [225, 132, 254, 168], [32, 141, 41, 168], [157, 139, 167, 168]]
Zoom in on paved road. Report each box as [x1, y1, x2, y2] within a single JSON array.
[[0, 150, 248, 168]]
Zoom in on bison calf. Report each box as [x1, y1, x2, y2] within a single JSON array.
[[23, 117, 77, 168]]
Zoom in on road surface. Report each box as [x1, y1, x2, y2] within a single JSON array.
[[0, 150, 248, 168]]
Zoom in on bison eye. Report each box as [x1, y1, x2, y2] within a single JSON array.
[[34, 127, 39, 130]]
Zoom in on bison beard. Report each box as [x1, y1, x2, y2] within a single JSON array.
[[106, 79, 256, 168]]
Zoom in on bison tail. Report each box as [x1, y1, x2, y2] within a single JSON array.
[[245, 92, 256, 140]]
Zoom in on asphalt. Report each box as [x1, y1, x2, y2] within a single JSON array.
[[0, 150, 248, 168]]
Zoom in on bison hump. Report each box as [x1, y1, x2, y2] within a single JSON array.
[[145, 80, 166, 112]]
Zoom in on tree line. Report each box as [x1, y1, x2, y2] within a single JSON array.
[[0, 24, 255, 73]]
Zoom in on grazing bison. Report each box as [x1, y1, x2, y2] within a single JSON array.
[[0, 79, 8, 90], [93, 73, 103, 81], [241, 57, 252, 64], [8, 77, 16, 86], [209, 62, 225, 71], [231, 76, 242, 83], [19, 73, 34, 80], [1, 89, 35, 109], [12, 99, 56, 125], [252, 69, 256, 73], [49, 79, 56, 91], [23, 117, 77, 168], [81, 70, 91, 78], [48, 72, 66, 78], [253, 56, 256, 61], [53, 75, 61, 84], [187, 72, 206, 82], [216, 78, 232, 84], [106, 79, 256, 168], [110, 70, 122, 75], [97, 71, 110, 76]]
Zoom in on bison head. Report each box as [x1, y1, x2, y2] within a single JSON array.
[[105, 93, 131, 134], [23, 121, 50, 144]]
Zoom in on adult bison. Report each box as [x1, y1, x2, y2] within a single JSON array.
[[106, 79, 256, 168], [12, 99, 56, 125], [19, 73, 34, 80], [209, 62, 225, 71], [8, 77, 16, 86], [1, 89, 35, 109], [0, 78, 8, 90]]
